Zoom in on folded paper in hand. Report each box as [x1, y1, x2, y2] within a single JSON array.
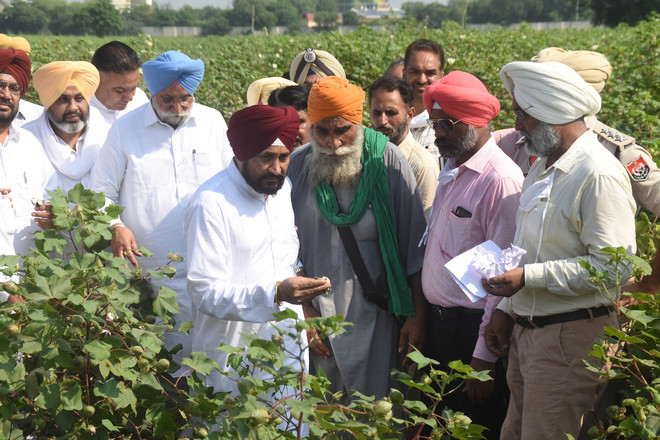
[[444, 240, 526, 303]]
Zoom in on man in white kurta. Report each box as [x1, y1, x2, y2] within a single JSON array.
[[90, 51, 234, 372], [0, 49, 55, 257], [185, 105, 329, 394], [90, 41, 149, 135], [25, 61, 105, 193]]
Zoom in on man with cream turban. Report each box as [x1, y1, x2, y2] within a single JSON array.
[[91, 50, 234, 374], [0, 49, 55, 261], [420, 71, 522, 439], [483, 61, 636, 440], [246, 77, 297, 106], [288, 48, 346, 88], [25, 61, 104, 193], [0, 35, 43, 127], [184, 105, 329, 396], [287, 76, 428, 404]]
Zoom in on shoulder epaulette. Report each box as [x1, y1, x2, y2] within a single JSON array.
[[591, 119, 636, 151]]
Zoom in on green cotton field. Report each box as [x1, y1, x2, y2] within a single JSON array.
[[23, 16, 659, 153]]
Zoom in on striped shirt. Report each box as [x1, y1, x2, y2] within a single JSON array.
[[410, 110, 442, 167], [499, 130, 636, 318]]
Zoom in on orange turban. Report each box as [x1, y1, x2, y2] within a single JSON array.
[[307, 76, 364, 125], [0, 49, 31, 98], [33, 61, 100, 109], [0, 34, 30, 54], [423, 71, 500, 127]]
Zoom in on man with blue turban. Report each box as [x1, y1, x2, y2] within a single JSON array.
[[91, 51, 234, 374]]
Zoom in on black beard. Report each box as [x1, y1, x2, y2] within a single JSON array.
[[243, 172, 285, 195], [435, 125, 479, 158], [375, 117, 408, 145], [0, 98, 18, 128]]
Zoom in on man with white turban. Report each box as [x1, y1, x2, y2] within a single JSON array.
[[91, 51, 234, 373], [288, 48, 346, 88], [287, 76, 428, 405], [184, 104, 329, 395], [25, 61, 104, 192], [246, 77, 297, 106], [0, 34, 43, 127], [482, 61, 637, 439], [420, 71, 522, 440], [497, 47, 660, 296], [0, 49, 55, 262]]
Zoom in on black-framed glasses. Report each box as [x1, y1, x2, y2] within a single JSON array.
[[427, 118, 460, 132], [0, 80, 21, 97]]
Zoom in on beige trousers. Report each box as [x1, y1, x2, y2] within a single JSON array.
[[501, 312, 618, 440]]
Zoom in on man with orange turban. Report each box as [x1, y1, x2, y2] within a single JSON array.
[[0, 34, 43, 128], [287, 76, 428, 404], [184, 105, 329, 396], [0, 49, 55, 264], [420, 71, 523, 439], [26, 61, 103, 192]]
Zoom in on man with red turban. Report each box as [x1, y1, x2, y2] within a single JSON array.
[[184, 105, 329, 397], [0, 39, 43, 128], [420, 71, 523, 439], [0, 49, 55, 272], [287, 76, 428, 405]]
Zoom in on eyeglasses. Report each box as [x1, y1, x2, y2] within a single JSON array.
[[158, 94, 194, 106], [0, 80, 22, 97], [513, 108, 531, 120], [427, 118, 460, 132]]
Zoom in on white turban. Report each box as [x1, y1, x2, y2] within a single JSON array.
[[500, 61, 601, 125]]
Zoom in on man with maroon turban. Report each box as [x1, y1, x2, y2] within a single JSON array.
[[184, 105, 329, 395], [420, 71, 523, 439], [0, 49, 55, 266], [287, 76, 428, 405]]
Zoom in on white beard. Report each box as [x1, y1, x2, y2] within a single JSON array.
[[307, 125, 365, 189]]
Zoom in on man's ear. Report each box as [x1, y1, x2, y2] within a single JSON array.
[[407, 105, 416, 121]]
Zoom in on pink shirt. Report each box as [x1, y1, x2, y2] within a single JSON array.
[[421, 137, 523, 362]]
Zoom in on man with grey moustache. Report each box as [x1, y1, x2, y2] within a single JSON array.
[[483, 61, 636, 439]]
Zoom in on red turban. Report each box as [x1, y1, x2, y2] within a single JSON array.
[[423, 71, 500, 127], [228, 105, 300, 161], [0, 49, 31, 99]]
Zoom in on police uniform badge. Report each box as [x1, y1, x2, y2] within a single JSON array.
[[626, 155, 650, 181]]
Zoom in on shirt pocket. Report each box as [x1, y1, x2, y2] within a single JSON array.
[[442, 211, 477, 257]]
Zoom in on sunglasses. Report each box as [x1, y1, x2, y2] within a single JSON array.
[[427, 118, 460, 132]]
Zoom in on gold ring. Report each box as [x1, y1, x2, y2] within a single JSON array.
[[124, 250, 133, 256]]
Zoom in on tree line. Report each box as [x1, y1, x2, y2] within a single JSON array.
[[0, 0, 657, 36]]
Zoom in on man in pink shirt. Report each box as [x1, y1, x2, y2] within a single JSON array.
[[420, 71, 523, 439]]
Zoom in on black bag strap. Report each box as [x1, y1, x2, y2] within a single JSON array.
[[337, 225, 389, 311]]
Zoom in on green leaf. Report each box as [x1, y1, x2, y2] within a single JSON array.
[[101, 419, 120, 432], [85, 339, 113, 362], [183, 352, 219, 375], [60, 381, 83, 411], [153, 286, 180, 318], [406, 350, 439, 369], [149, 404, 177, 438]]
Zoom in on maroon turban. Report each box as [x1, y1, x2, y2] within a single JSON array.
[[0, 49, 31, 99], [228, 105, 299, 161], [423, 71, 500, 127]]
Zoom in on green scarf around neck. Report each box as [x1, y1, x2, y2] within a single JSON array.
[[313, 127, 416, 317]]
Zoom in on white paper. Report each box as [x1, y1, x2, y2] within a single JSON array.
[[445, 240, 502, 303]]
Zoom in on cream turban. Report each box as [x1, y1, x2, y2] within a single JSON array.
[[531, 47, 612, 93], [289, 48, 346, 85], [307, 76, 364, 125], [0, 34, 30, 54], [246, 77, 297, 106], [500, 61, 601, 125], [33, 61, 100, 109]]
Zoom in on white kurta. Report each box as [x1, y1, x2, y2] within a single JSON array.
[[24, 108, 110, 193], [0, 127, 56, 256], [90, 101, 234, 366], [184, 161, 303, 393], [89, 88, 150, 135], [13, 99, 44, 129]]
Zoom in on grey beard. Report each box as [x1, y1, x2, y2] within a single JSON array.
[[47, 111, 86, 134], [436, 125, 479, 158], [524, 122, 562, 157], [307, 125, 365, 189], [151, 98, 192, 129]]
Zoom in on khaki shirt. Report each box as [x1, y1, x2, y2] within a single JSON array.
[[494, 117, 659, 215], [397, 130, 440, 221]]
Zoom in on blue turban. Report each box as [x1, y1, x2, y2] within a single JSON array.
[[142, 51, 205, 96]]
